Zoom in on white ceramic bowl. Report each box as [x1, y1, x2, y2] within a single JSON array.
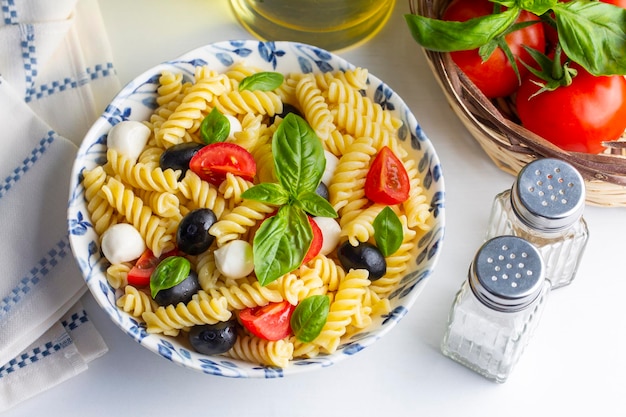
[[67, 40, 445, 377]]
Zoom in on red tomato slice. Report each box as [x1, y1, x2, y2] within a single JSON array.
[[127, 249, 178, 286], [364, 146, 410, 205], [239, 301, 295, 341], [189, 142, 256, 186], [302, 216, 323, 265]]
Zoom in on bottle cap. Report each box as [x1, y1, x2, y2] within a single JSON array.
[[470, 236, 545, 312], [511, 158, 585, 232]]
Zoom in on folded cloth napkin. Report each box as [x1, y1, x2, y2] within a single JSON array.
[[0, 0, 120, 411]]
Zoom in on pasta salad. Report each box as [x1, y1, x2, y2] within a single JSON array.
[[81, 62, 432, 368]]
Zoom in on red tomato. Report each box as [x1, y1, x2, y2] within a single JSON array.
[[443, 0, 545, 98], [364, 146, 410, 205], [302, 216, 323, 265], [127, 249, 178, 286], [239, 301, 295, 341], [516, 64, 626, 154], [189, 142, 256, 186]]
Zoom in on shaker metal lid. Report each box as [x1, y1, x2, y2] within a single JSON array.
[[511, 158, 585, 232], [470, 236, 545, 312]]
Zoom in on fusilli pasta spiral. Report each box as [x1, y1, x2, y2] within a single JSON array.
[[142, 295, 232, 336], [209, 199, 275, 247], [227, 334, 294, 368], [117, 285, 158, 319], [82, 166, 121, 235], [105, 148, 181, 193], [295, 75, 334, 141], [202, 279, 283, 311], [177, 170, 228, 219], [100, 176, 175, 256], [313, 268, 371, 354]]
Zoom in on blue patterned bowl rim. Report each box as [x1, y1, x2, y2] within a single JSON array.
[[67, 40, 446, 378]]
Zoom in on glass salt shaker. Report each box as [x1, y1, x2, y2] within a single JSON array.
[[441, 235, 550, 383], [485, 158, 589, 289]]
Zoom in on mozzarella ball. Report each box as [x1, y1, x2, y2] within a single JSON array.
[[100, 223, 146, 264], [225, 114, 242, 140], [107, 120, 151, 162], [313, 217, 341, 256], [322, 150, 339, 185], [214, 240, 254, 280]]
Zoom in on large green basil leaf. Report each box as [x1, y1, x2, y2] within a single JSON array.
[[553, 1, 626, 76], [253, 205, 312, 286], [404, 7, 520, 52], [296, 191, 337, 218], [273, 113, 325, 197], [242, 183, 291, 206], [291, 295, 330, 343]]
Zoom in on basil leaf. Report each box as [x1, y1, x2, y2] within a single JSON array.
[[297, 191, 338, 218], [242, 183, 290, 206], [493, 0, 556, 16], [373, 206, 404, 257], [150, 256, 191, 298], [290, 295, 330, 343], [553, 1, 626, 76], [200, 108, 230, 144], [273, 113, 325, 196], [239, 72, 284, 91], [404, 7, 520, 52], [253, 205, 312, 286]]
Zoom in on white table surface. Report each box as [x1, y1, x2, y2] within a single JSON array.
[[6, 1, 626, 416]]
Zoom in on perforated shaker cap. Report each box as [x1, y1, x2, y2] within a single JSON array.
[[511, 158, 585, 232], [469, 236, 545, 312]]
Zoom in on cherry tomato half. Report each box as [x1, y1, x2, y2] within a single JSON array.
[[127, 248, 178, 286], [302, 216, 323, 265], [443, 0, 545, 98], [516, 64, 626, 154], [364, 146, 410, 205], [189, 142, 256, 186], [238, 301, 295, 341]]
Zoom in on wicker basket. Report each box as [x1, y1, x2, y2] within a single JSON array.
[[409, 0, 626, 207]]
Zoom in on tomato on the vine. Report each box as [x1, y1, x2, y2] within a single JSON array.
[[238, 301, 295, 341], [364, 146, 410, 205], [516, 64, 626, 154], [189, 142, 256, 186], [442, 0, 545, 98]]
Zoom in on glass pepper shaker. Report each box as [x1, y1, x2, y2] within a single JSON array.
[[485, 158, 589, 289], [441, 235, 550, 383]]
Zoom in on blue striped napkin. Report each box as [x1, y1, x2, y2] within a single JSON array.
[[0, 0, 119, 411]]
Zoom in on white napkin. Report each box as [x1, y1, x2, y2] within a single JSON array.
[[0, 0, 119, 411]]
